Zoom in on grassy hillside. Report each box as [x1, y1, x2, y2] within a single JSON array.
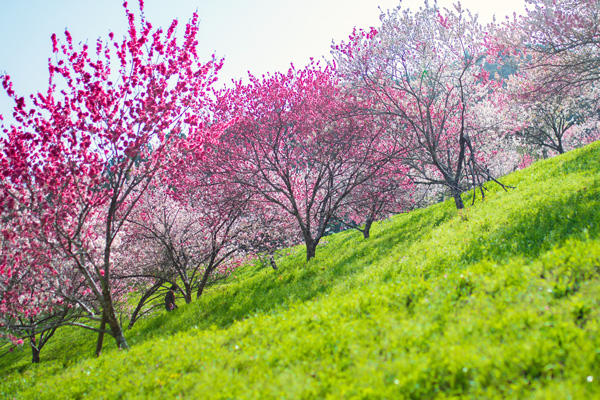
[[2, 142, 600, 399]]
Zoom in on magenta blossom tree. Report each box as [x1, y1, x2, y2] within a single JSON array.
[[0, 1, 221, 349]]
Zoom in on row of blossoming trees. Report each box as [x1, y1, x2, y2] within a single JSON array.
[[1, 0, 599, 362]]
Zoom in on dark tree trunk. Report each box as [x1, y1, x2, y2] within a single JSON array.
[[306, 241, 316, 261], [102, 202, 128, 349], [104, 303, 129, 349], [363, 218, 373, 239], [196, 267, 213, 299], [451, 187, 464, 210], [99, 264, 128, 349], [183, 282, 192, 304], [29, 326, 58, 364], [29, 335, 40, 363], [31, 345, 40, 364], [96, 316, 106, 356]]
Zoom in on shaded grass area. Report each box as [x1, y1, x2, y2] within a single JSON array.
[[1, 141, 600, 399]]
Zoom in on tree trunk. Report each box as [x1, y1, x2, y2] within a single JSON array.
[[196, 267, 213, 299], [96, 316, 106, 356], [451, 188, 464, 210], [306, 241, 316, 261], [30, 335, 40, 363], [98, 261, 128, 349], [31, 345, 40, 364], [104, 303, 129, 349], [363, 218, 373, 239], [183, 282, 192, 304]]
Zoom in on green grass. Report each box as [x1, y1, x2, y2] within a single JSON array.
[[2, 142, 600, 399]]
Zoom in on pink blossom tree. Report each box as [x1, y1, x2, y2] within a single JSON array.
[[118, 180, 249, 328], [335, 156, 414, 239], [0, 201, 98, 362], [505, 66, 599, 156], [500, 0, 600, 92], [209, 63, 394, 261], [332, 3, 509, 210], [236, 201, 300, 269], [0, 1, 221, 349]]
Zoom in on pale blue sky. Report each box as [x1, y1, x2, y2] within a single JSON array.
[[0, 0, 525, 118]]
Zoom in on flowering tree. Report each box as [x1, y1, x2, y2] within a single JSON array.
[[504, 65, 599, 155], [236, 202, 300, 269], [0, 1, 221, 349], [332, 3, 508, 210], [210, 63, 394, 261], [119, 181, 248, 328], [0, 264, 90, 363], [0, 201, 97, 362], [335, 157, 414, 239], [502, 0, 600, 92]]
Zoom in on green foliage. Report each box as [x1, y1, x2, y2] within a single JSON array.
[[2, 142, 600, 399]]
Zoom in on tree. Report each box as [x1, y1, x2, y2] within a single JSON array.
[[0, 202, 94, 363], [119, 181, 248, 328], [501, 0, 600, 93], [209, 62, 394, 261], [332, 3, 509, 210], [335, 158, 414, 239], [0, 1, 221, 349], [505, 65, 599, 155], [236, 201, 300, 269]]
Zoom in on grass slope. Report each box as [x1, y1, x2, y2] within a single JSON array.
[[2, 142, 600, 399]]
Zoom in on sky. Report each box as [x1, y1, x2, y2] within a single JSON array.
[[0, 0, 526, 118]]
